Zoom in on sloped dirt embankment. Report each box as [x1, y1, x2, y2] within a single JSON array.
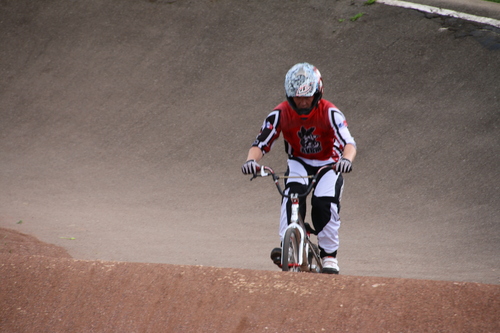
[[0, 228, 498, 332]]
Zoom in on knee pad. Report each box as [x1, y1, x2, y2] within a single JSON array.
[[311, 196, 337, 233]]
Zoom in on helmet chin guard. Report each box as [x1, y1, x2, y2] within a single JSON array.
[[284, 63, 323, 115]]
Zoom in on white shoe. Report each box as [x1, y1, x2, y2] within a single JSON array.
[[322, 256, 339, 274]]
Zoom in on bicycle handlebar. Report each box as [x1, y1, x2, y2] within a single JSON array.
[[251, 163, 337, 199]]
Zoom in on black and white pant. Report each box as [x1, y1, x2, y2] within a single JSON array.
[[279, 158, 344, 257]]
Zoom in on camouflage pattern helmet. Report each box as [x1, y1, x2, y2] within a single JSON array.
[[284, 63, 323, 115]]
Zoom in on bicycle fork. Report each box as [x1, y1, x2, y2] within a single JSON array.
[[283, 194, 309, 271]]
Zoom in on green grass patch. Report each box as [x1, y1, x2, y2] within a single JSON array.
[[484, 0, 500, 3], [350, 13, 365, 22]]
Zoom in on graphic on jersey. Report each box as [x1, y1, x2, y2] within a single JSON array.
[[298, 127, 321, 154]]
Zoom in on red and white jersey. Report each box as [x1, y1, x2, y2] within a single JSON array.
[[252, 99, 356, 163]]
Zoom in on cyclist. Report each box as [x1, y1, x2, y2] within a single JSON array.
[[241, 62, 357, 274]]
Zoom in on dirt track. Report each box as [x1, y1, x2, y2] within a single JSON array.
[[0, 0, 499, 331], [1, 228, 499, 332]]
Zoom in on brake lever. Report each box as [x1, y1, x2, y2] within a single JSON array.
[[250, 166, 269, 181]]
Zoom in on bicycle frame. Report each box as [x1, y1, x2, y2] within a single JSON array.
[[255, 163, 336, 272]]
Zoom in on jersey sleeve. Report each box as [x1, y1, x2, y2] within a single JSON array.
[[329, 108, 356, 153], [251, 110, 281, 155]]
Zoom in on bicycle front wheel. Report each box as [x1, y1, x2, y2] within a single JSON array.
[[282, 227, 300, 272]]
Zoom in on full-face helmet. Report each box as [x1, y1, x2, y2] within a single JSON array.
[[284, 62, 323, 115]]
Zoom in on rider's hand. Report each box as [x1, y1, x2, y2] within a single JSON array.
[[336, 157, 352, 173], [241, 159, 260, 175]]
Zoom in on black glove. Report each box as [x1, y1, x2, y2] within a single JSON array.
[[241, 159, 260, 175], [336, 157, 352, 173]]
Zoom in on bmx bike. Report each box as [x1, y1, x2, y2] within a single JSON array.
[[251, 163, 337, 273]]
